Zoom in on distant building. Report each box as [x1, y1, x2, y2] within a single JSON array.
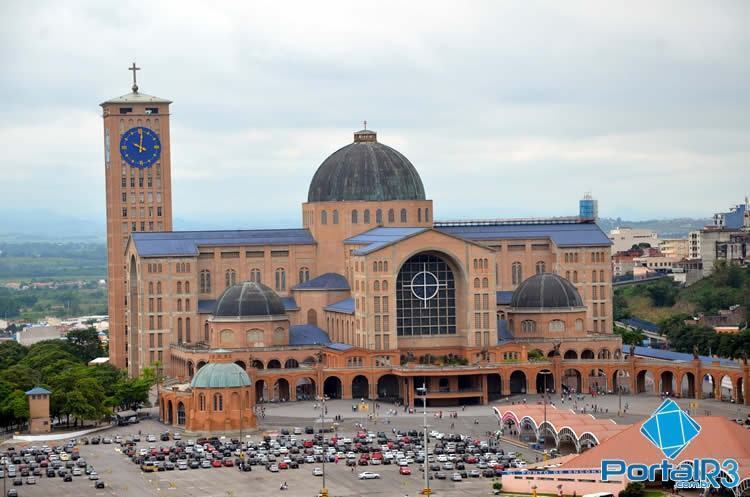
[[658, 238, 689, 259], [608, 227, 659, 253], [16, 325, 62, 346], [579, 192, 598, 220], [633, 255, 681, 271], [699, 228, 749, 276], [712, 197, 750, 229], [0, 319, 7, 330], [688, 230, 701, 259]]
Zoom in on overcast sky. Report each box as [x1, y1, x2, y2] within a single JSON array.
[[1, 1, 748, 230]]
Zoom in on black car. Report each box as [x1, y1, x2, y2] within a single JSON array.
[[12, 478, 22, 486], [482, 469, 495, 478], [189, 460, 200, 469], [91, 437, 101, 445], [46, 468, 56, 477], [242, 464, 252, 472], [95, 481, 105, 489], [7, 489, 18, 497], [64, 473, 73, 482]]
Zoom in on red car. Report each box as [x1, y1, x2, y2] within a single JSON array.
[[223, 459, 234, 467], [399, 467, 412, 475], [211, 460, 222, 468], [303, 440, 313, 448], [371, 452, 382, 460], [465, 456, 477, 464], [278, 462, 289, 470]]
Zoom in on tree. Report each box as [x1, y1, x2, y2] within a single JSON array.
[[0, 340, 28, 370], [619, 481, 645, 497], [65, 327, 103, 362], [614, 326, 645, 348]]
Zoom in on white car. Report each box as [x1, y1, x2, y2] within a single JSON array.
[[177, 461, 188, 470], [293, 427, 303, 435], [451, 472, 462, 482], [89, 472, 99, 480], [312, 467, 323, 476], [358, 472, 380, 480], [269, 464, 279, 472], [147, 434, 156, 442], [370, 458, 382, 465], [173, 433, 182, 440]]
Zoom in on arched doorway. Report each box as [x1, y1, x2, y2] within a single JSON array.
[[509, 371, 526, 394], [167, 400, 174, 424], [251, 359, 264, 369], [589, 369, 607, 393], [234, 360, 246, 371], [267, 359, 282, 369], [564, 350, 578, 360], [637, 370, 655, 394], [721, 375, 734, 401], [680, 372, 696, 398], [197, 361, 206, 370], [324, 376, 342, 399], [176, 402, 185, 425], [295, 377, 316, 400], [352, 375, 369, 399], [285, 358, 299, 369], [256, 379, 268, 403], [660, 371, 675, 395], [581, 349, 595, 360], [563, 369, 582, 393], [701, 374, 715, 398], [597, 349, 611, 359], [487, 374, 502, 401], [377, 374, 399, 401], [535, 370, 554, 394], [307, 309, 318, 326], [612, 369, 630, 393], [274, 378, 290, 401]]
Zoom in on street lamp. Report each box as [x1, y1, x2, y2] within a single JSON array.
[[417, 383, 430, 496], [319, 394, 328, 497], [538, 371, 552, 460]]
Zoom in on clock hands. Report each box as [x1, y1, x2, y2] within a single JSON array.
[[132, 142, 146, 152]]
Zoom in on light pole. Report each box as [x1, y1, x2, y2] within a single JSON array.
[[319, 394, 327, 497], [417, 382, 430, 496], [539, 371, 552, 460], [238, 371, 244, 443]]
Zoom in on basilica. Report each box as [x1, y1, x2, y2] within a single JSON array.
[[101, 78, 629, 433]]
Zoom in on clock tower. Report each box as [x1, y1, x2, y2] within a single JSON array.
[[101, 64, 173, 373]]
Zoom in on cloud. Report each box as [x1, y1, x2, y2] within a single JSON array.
[[0, 0, 748, 230]]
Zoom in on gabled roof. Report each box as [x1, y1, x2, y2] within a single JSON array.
[[25, 387, 51, 395], [324, 297, 355, 315], [130, 229, 315, 257], [496, 291, 514, 305], [293, 273, 350, 291], [345, 226, 494, 256], [436, 221, 611, 247], [101, 91, 172, 105], [289, 325, 331, 346]]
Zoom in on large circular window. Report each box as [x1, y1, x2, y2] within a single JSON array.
[[396, 253, 456, 336]]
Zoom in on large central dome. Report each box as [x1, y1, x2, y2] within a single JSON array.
[[307, 129, 426, 202]]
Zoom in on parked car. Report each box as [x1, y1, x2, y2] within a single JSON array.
[[399, 466, 411, 475], [358, 471, 380, 480], [312, 467, 323, 476]]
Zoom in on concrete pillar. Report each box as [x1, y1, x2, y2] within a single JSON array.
[[407, 377, 414, 408], [343, 377, 353, 400], [289, 381, 297, 401], [500, 372, 510, 397], [481, 374, 488, 405]]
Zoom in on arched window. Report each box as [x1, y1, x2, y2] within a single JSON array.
[[364, 209, 370, 223], [273, 327, 285, 345], [320, 210, 327, 225], [185, 318, 191, 342], [157, 281, 162, 294], [383, 261, 388, 272], [376, 209, 383, 224], [298, 267, 310, 284], [250, 268, 261, 283], [388, 209, 395, 223], [177, 318, 183, 342], [599, 270, 605, 282], [373, 261, 378, 272], [573, 271, 578, 283], [521, 320, 536, 333], [247, 329, 264, 347], [535, 261, 545, 274], [418, 208, 422, 223], [377, 261, 383, 272], [374, 280, 380, 291], [148, 282, 153, 294], [204, 322, 209, 341], [351, 210, 358, 224], [512, 262, 522, 285], [177, 281, 182, 294], [474, 278, 480, 289], [400, 208, 407, 223], [185, 281, 190, 293], [382, 280, 388, 291], [225, 269, 236, 288], [482, 277, 489, 288], [425, 208, 430, 222], [213, 393, 223, 411], [199, 393, 206, 411], [275, 268, 286, 291], [220, 329, 234, 344], [549, 320, 565, 332], [592, 270, 598, 283], [185, 298, 190, 311], [200, 270, 211, 293], [332, 209, 339, 224], [177, 299, 182, 312]]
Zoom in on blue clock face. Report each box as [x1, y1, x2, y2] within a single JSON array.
[[120, 126, 161, 169]]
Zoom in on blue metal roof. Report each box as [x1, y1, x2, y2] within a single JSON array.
[[293, 273, 350, 291], [497, 319, 513, 343], [281, 296, 299, 311], [437, 222, 611, 247], [324, 297, 355, 315], [198, 299, 216, 314], [496, 291, 514, 306], [345, 227, 428, 255], [632, 346, 738, 366], [621, 317, 660, 333], [289, 325, 331, 346], [132, 229, 315, 257], [326, 342, 354, 351], [25, 387, 51, 395]]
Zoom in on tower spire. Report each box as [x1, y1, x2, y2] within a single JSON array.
[[128, 62, 141, 93]]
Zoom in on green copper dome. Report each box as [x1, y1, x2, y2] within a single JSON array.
[[190, 362, 251, 389]]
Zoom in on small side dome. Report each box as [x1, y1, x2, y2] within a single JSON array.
[[214, 281, 285, 318], [511, 273, 583, 309], [190, 362, 251, 388]]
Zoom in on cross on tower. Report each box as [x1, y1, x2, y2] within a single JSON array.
[[129, 62, 141, 93], [363, 120, 367, 130]]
